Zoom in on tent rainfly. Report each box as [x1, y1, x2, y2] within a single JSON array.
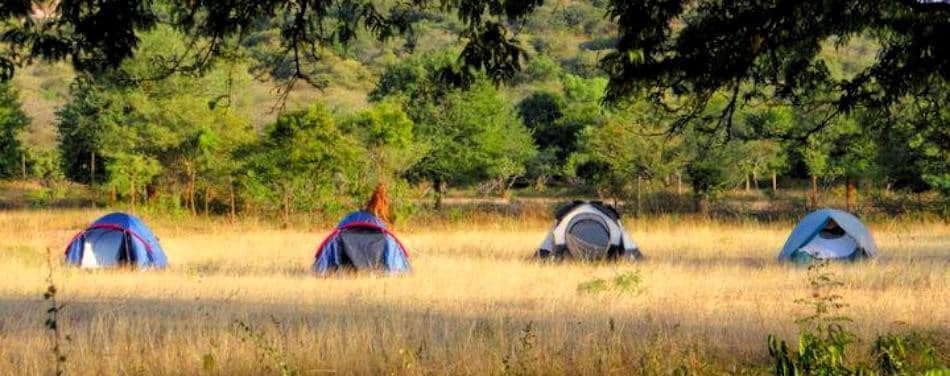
[[778, 208, 877, 263], [65, 212, 168, 269], [312, 211, 410, 274]]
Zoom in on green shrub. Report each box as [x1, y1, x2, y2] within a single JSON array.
[[872, 332, 946, 375], [768, 262, 948, 375], [768, 262, 859, 374], [577, 270, 643, 296], [25, 188, 52, 208]]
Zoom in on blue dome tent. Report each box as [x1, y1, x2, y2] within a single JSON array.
[[65, 212, 168, 269], [312, 211, 410, 275], [778, 208, 877, 263]]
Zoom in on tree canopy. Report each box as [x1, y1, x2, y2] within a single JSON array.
[[2, 2, 946, 121], [601, 1, 949, 135]]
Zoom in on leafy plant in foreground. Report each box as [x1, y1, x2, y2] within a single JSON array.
[[768, 262, 857, 375], [872, 332, 947, 375], [767, 262, 947, 375]]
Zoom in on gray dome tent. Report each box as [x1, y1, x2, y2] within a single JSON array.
[[537, 201, 642, 261]]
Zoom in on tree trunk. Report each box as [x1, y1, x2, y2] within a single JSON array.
[[846, 179, 857, 212], [752, 170, 759, 190], [90, 153, 96, 187], [636, 175, 642, 217], [433, 177, 444, 210], [676, 172, 683, 195], [110, 184, 117, 204], [89, 153, 96, 207], [282, 190, 292, 228], [204, 186, 212, 216], [130, 171, 137, 213], [771, 173, 778, 194], [810, 175, 819, 209], [696, 196, 708, 216], [188, 168, 197, 216], [744, 174, 750, 192], [228, 176, 236, 223], [146, 184, 157, 205], [499, 178, 509, 200], [21, 153, 26, 179]]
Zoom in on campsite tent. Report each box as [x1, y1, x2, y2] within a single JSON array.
[[537, 201, 642, 261], [312, 211, 410, 274], [65, 212, 168, 269], [778, 208, 877, 263]]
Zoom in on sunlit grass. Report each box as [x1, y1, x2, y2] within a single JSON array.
[[0, 209, 946, 374]]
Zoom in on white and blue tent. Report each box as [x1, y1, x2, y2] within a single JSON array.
[[65, 212, 168, 269], [778, 208, 877, 263], [312, 211, 410, 275]]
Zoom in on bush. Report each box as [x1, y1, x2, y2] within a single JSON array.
[[577, 270, 644, 295], [768, 263, 948, 375], [872, 332, 946, 375]]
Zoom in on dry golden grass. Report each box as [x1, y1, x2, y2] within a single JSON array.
[[0, 209, 947, 375]]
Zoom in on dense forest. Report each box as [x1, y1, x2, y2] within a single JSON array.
[[0, 0, 947, 222]]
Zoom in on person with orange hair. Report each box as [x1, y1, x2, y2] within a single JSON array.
[[364, 182, 391, 224], [311, 181, 410, 274]]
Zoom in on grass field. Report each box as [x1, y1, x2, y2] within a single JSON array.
[[0, 209, 947, 374]]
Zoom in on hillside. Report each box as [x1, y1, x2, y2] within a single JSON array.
[[6, 0, 942, 226]]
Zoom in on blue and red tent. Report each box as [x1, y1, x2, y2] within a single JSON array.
[[65, 212, 168, 269], [312, 211, 410, 274]]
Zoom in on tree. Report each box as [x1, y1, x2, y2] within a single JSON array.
[[343, 99, 419, 181], [0, 82, 29, 178], [516, 91, 568, 185], [571, 110, 682, 210], [601, 0, 950, 140], [555, 74, 614, 179], [4, 1, 947, 134], [800, 137, 832, 210], [105, 152, 162, 211], [413, 81, 536, 202], [57, 25, 258, 212], [1, 0, 546, 91], [55, 77, 113, 185], [685, 142, 743, 215], [178, 110, 255, 217], [372, 56, 536, 207], [341, 100, 423, 221], [740, 105, 795, 192], [241, 104, 362, 225], [865, 79, 950, 199], [517, 91, 566, 153], [827, 119, 878, 211]]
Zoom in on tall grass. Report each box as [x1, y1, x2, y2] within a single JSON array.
[[0, 209, 946, 374]]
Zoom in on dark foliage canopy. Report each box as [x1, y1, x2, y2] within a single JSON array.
[[602, 0, 950, 138], [1, 0, 948, 138], [1, 0, 542, 88]]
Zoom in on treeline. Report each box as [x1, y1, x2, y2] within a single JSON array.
[[1, 2, 946, 221]]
